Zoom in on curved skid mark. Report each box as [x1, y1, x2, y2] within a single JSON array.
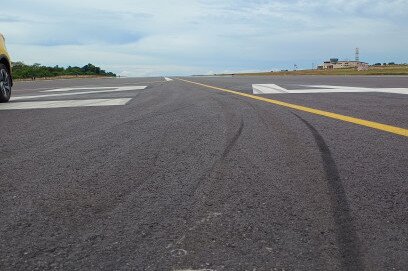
[[293, 113, 364, 271], [221, 117, 244, 161]]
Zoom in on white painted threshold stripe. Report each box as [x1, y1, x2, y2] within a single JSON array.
[[0, 99, 131, 110], [253, 84, 288, 94], [252, 84, 408, 95], [12, 86, 147, 101], [164, 77, 173, 81], [41, 87, 116, 92], [302, 85, 408, 94], [272, 88, 408, 94]]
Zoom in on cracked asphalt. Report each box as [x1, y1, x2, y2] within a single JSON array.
[[1, 76, 407, 270]]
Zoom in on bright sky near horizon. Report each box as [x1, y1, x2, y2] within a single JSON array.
[[1, 0, 407, 76]]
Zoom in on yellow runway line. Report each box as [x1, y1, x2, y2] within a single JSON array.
[[177, 78, 408, 137]]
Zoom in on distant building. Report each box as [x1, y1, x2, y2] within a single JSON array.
[[318, 58, 368, 70]]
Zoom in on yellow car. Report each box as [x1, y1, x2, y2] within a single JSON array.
[[0, 32, 12, 102]]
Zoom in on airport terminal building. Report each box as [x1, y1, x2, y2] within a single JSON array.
[[318, 58, 369, 70]]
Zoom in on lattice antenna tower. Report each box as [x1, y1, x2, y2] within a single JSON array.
[[355, 47, 360, 62]]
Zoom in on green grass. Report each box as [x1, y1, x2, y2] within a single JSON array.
[[220, 65, 408, 76]]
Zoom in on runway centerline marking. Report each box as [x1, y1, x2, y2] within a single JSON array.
[[176, 78, 408, 137]]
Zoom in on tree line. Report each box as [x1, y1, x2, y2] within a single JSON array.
[[11, 62, 116, 79]]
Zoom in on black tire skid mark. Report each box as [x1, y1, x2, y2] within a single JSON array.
[[292, 112, 364, 271]]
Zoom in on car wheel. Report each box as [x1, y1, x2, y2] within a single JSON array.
[[0, 63, 12, 103]]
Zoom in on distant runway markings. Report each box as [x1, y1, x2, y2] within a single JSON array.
[[12, 86, 147, 101], [165, 77, 173, 81], [252, 84, 408, 95], [0, 98, 132, 110]]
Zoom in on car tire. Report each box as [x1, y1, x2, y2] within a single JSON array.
[[0, 63, 12, 103]]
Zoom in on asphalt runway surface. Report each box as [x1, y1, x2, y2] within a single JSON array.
[[1, 75, 407, 270]]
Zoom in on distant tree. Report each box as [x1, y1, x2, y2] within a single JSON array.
[[12, 61, 25, 66], [374, 63, 382, 66], [11, 62, 116, 79]]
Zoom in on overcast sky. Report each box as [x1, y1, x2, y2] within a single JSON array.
[[1, 0, 407, 76]]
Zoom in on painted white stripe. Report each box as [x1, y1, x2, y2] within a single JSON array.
[[302, 85, 408, 94], [252, 84, 288, 94], [41, 86, 116, 92], [164, 77, 173, 81], [252, 84, 408, 95], [0, 99, 132, 110], [12, 86, 147, 101]]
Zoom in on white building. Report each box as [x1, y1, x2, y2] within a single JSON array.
[[318, 58, 368, 70]]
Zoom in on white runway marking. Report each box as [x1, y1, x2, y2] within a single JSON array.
[[302, 85, 408, 94], [12, 86, 147, 101], [164, 77, 173, 81], [41, 86, 116, 92], [252, 84, 408, 95], [0, 99, 132, 110], [252, 84, 288, 94]]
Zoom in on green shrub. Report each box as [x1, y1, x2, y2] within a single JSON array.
[[11, 62, 116, 79]]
